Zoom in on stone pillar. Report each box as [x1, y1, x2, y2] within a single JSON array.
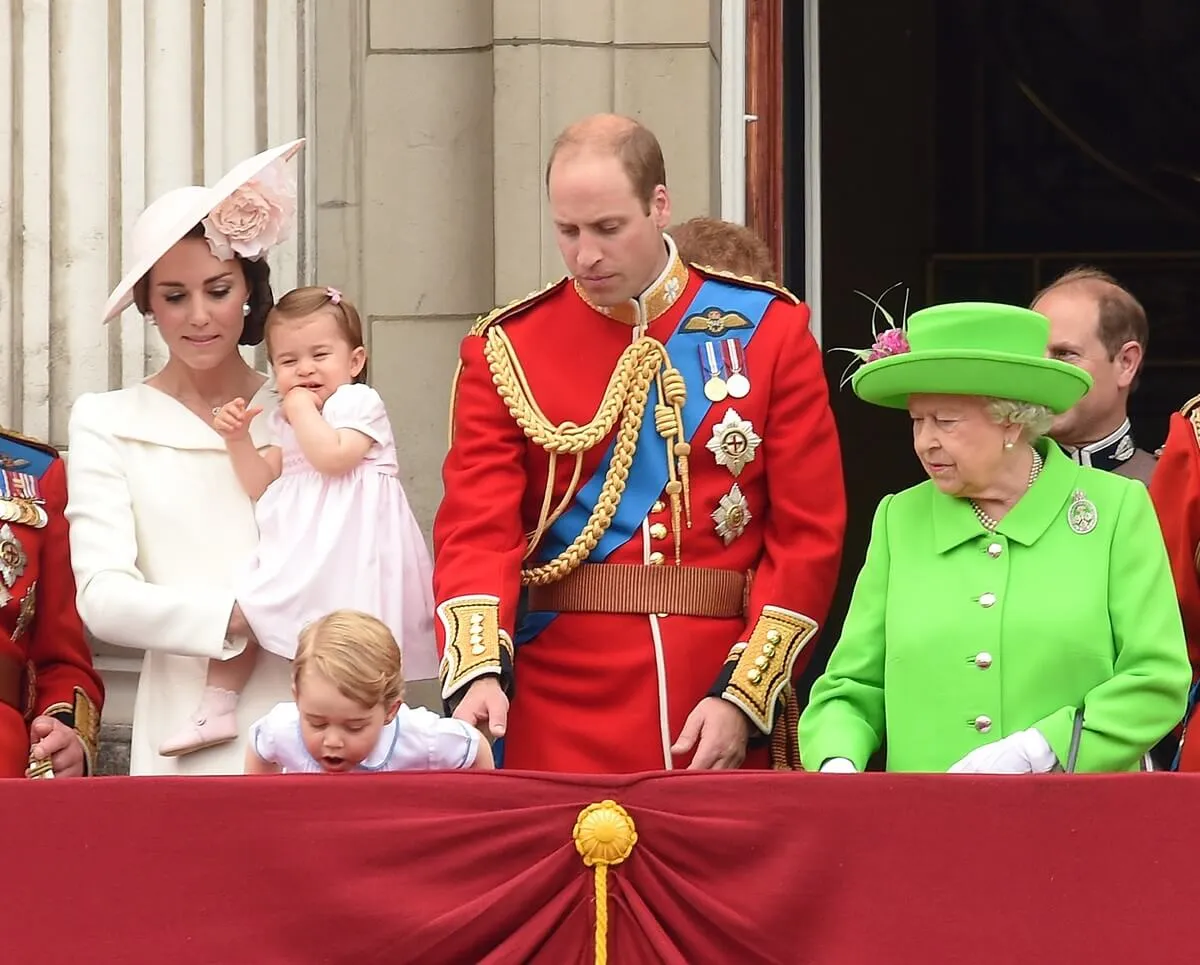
[[0, 0, 310, 728], [495, 0, 723, 299], [315, 0, 723, 535]]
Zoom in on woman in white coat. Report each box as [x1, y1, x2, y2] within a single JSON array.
[[66, 140, 303, 775]]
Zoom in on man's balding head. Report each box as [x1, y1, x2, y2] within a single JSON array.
[[545, 114, 667, 213]]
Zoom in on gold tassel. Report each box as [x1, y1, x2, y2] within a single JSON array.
[[573, 800, 638, 965]]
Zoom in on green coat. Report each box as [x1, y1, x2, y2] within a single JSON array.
[[798, 441, 1190, 773]]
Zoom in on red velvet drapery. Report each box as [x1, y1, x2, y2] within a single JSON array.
[[4, 771, 1191, 964]]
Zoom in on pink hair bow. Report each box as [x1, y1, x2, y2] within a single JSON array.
[[325, 286, 342, 305]]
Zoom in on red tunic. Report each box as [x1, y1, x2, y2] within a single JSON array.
[[0, 432, 103, 777], [434, 252, 846, 772], [1149, 401, 1200, 769]]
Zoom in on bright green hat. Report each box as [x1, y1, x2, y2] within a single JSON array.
[[850, 302, 1092, 414]]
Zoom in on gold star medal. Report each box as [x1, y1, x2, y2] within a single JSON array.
[[706, 409, 762, 477], [712, 484, 752, 545]]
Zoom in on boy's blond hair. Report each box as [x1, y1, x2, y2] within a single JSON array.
[[292, 610, 404, 708]]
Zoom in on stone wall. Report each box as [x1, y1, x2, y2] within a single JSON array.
[[313, 0, 724, 534]]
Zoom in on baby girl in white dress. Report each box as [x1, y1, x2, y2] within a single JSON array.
[[246, 609, 491, 774], [161, 286, 439, 756]]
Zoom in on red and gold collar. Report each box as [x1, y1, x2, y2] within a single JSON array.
[[574, 234, 690, 328]]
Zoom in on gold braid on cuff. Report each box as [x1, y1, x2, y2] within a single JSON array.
[[42, 687, 100, 775], [437, 595, 513, 700], [721, 606, 818, 734]]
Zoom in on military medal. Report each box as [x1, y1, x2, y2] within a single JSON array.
[[706, 409, 762, 477], [0, 523, 27, 588], [1067, 489, 1097, 535], [701, 342, 728, 402], [712, 483, 752, 545], [724, 339, 751, 398], [13, 582, 36, 641], [0, 470, 46, 529]]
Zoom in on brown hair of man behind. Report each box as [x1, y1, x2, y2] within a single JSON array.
[[670, 217, 778, 283], [544, 114, 667, 214], [1033, 266, 1148, 390], [292, 609, 404, 709], [264, 285, 367, 382]]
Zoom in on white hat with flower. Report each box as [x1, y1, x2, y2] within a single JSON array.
[[102, 138, 304, 323]]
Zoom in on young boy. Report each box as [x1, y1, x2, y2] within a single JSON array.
[[245, 610, 493, 774]]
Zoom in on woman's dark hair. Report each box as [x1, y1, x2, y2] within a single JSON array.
[[131, 223, 275, 346]]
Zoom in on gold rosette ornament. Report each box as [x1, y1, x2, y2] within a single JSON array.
[[573, 800, 638, 964]]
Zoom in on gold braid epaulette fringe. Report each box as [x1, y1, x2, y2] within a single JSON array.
[[1182, 393, 1200, 443], [470, 278, 569, 338], [0, 428, 60, 461], [688, 264, 800, 305], [484, 326, 690, 586]]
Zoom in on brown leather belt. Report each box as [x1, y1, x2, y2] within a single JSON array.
[[0, 655, 25, 714], [526, 563, 748, 619]]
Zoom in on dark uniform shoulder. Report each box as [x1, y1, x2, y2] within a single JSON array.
[[687, 264, 802, 306], [0, 429, 59, 478], [470, 277, 570, 336]]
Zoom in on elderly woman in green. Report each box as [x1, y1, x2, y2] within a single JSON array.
[[799, 302, 1189, 774]]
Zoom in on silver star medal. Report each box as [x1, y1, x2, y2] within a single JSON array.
[[712, 484, 752, 545], [1067, 489, 1097, 535], [0, 523, 27, 589], [705, 409, 762, 477]]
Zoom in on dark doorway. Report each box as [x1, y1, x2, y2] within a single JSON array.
[[783, 0, 1200, 688]]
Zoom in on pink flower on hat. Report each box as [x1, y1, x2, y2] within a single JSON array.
[[865, 326, 910, 361], [829, 282, 912, 387], [202, 160, 296, 262]]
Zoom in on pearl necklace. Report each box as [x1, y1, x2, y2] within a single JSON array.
[[970, 449, 1044, 532]]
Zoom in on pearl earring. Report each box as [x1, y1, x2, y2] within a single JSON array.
[[1004, 440, 1014, 450], [143, 312, 156, 324], [242, 302, 251, 318]]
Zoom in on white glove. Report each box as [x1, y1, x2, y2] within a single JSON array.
[[818, 757, 858, 773], [948, 728, 1057, 774]]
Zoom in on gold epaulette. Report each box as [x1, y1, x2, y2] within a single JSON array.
[[1181, 393, 1200, 439], [689, 264, 801, 305], [469, 277, 570, 337]]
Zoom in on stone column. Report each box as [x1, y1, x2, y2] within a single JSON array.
[[0, 0, 311, 728], [315, 0, 723, 535]]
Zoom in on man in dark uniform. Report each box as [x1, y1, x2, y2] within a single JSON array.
[[1033, 266, 1156, 484], [1034, 267, 1171, 765], [0, 429, 104, 778]]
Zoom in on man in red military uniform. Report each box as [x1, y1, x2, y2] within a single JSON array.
[[1150, 397, 1200, 769], [433, 114, 845, 773], [0, 430, 103, 778]]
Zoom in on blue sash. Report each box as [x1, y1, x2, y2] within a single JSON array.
[[515, 280, 775, 646]]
